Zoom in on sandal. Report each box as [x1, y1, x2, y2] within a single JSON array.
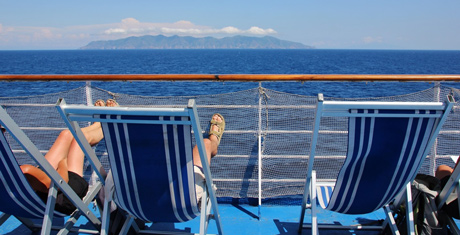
[[209, 113, 225, 146], [106, 99, 119, 107], [94, 99, 106, 107]]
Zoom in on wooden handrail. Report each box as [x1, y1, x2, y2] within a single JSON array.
[[0, 74, 460, 81]]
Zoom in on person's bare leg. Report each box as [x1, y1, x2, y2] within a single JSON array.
[[43, 100, 105, 169], [43, 129, 74, 169], [67, 122, 104, 177], [21, 100, 105, 192], [193, 114, 222, 168], [80, 99, 105, 132], [66, 100, 109, 176]]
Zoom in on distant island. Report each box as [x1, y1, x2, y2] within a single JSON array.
[[80, 35, 313, 50]]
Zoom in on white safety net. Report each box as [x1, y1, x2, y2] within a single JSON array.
[[1, 82, 459, 205]]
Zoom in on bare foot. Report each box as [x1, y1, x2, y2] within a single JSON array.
[[209, 113, 225, 145], [94, 99, 105, 107], [106, 99, 119, 107]]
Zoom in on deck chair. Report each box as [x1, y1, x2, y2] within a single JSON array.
[[298, 94, 454, 235], [0, 105, 105, 235], [56, 98, 224, 235]]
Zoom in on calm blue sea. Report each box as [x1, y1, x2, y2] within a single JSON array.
[[1, 49, 460, 98]]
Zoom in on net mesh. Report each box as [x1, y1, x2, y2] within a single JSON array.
[[1, 82, 459, 205]]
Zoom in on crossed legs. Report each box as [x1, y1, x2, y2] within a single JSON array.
[[20, 122, 104, 193], [20, 99, 108, 193]]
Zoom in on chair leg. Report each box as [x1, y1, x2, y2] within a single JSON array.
[[298, 173, 313, 233], [42, 182, 58, 235], [384, 205, 400, 235], [101, 173, 115, 235], [457, 179, 460, 219], [200, 185, 209, 235], [311, 171, 318, 235], [405, 182, 415, 235], [119, 215, 134, 235], [58, 181, 103, 235], [100, 195, 112, 235]]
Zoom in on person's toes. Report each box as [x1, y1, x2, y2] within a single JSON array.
[[213, 114, 222, 123], [94, 99, 105, 107], [106, 99, 119, 107]]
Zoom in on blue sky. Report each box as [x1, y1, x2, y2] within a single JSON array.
[[1, 0, 459, 50]]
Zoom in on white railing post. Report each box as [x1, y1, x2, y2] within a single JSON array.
[[431, 82, 441, 175], [258, 82, 263, 219], [85, 81, 92, 106]]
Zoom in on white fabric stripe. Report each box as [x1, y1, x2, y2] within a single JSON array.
[[173, 121, 193, 221], [335, 110, 367, 212], [326, 186, 332, 208], [183, 120, 199, 215], [327, 110, 357, 210], [316, 186, 333, 209], [123, 122, 147, 220], [343, 113, 375, 213], [162, 118, 183, 222], [375, 116, 414, 211], [0, 136, 47, 217]]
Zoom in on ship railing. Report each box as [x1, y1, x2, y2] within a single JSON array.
[[1, 74, 460, 212]]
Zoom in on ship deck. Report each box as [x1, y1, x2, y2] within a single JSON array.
[[1, 203, 389, 235]]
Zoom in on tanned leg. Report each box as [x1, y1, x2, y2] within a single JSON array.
[[193, 114, 222, 168], [67, 125, 104, 176], [21, 100, 105, 191]]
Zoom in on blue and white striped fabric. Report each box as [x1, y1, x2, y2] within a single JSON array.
[[97, 114, 200, 223], [321, 109, 440, 214], [0, 131, 66, 219], [316, 186, 334, 209]]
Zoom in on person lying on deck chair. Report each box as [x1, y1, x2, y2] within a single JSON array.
[[13, 98, 225, 214], [17, 99, 118, 214], [193, 113, 225, 203], [436, 157, 460, 219]]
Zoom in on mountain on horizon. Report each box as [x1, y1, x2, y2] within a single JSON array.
[[80, 35, 313, 50]]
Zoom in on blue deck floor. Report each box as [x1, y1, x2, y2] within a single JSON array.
[[1, 203, 390, 235]]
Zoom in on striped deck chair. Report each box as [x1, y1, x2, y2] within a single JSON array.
[[0, 105, 104, 235], [56, 98, 223, 235], [298, 94, 454, 235]]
